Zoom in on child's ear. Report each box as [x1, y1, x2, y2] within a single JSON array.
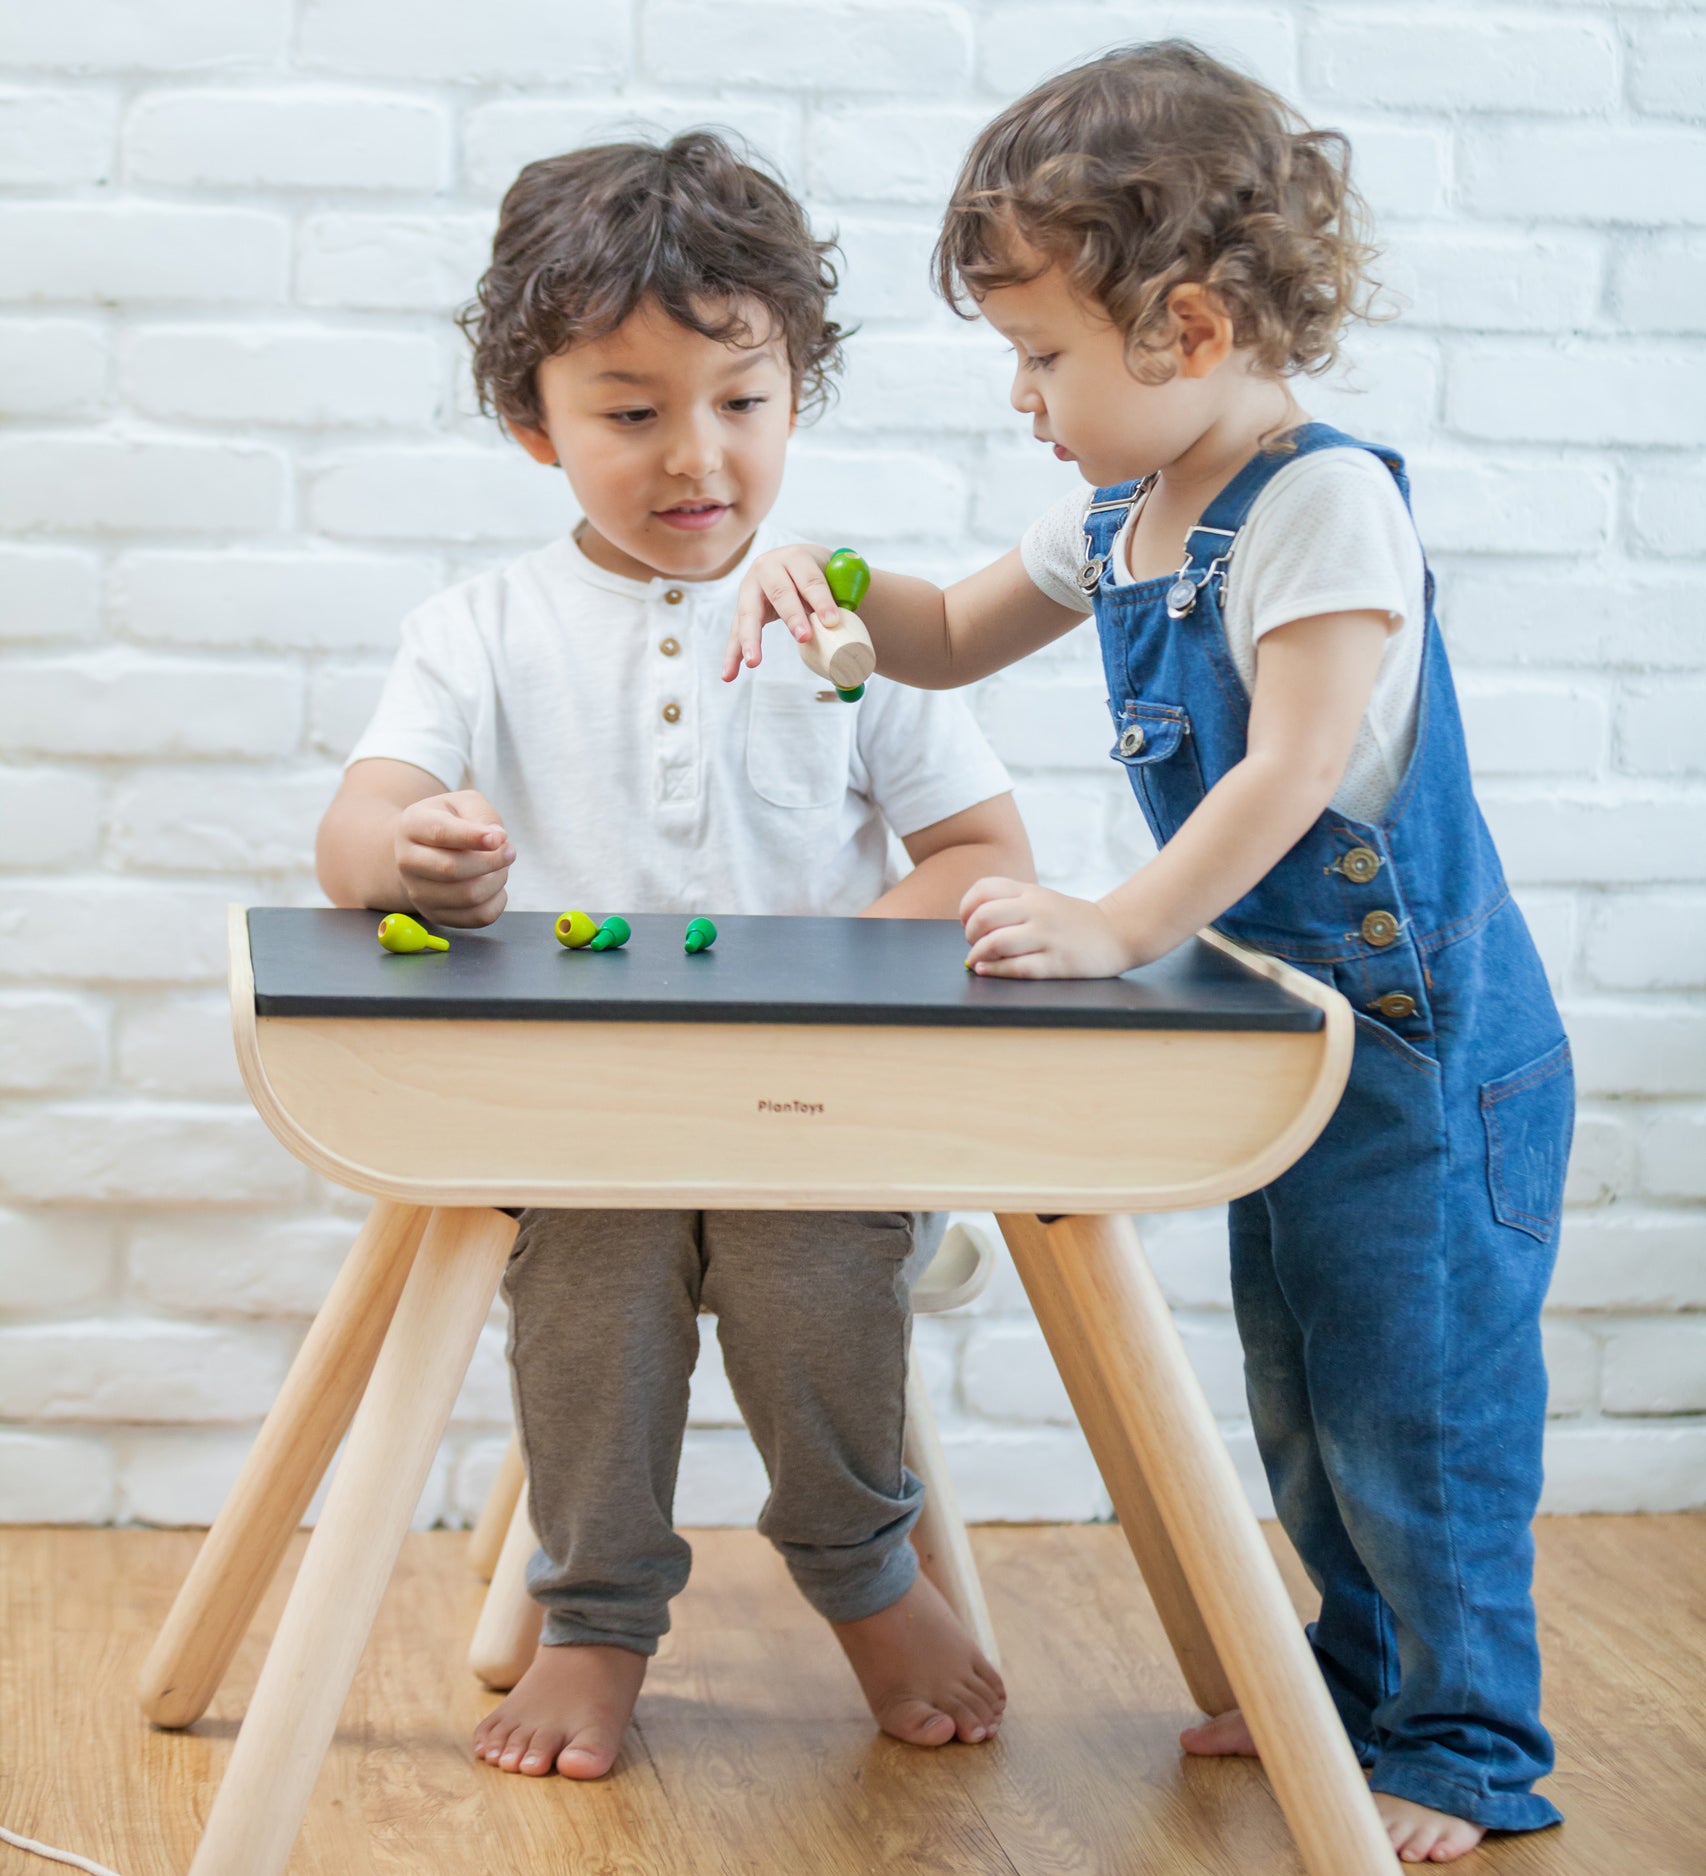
[[511, 421, 560, 467], [1169, 285, 1236, 378]]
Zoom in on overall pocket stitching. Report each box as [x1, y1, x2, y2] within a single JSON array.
[[1481, 1039, 1572, 1239]]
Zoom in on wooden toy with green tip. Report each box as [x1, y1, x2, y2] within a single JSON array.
[[554, 910, 597, 949], [376, 913, 448, 954], [798, 547, 875, 702]]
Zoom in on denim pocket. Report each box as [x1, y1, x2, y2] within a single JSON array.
[[1481, 1037, 1574, 1243], [1108, 698, 1206, 843]]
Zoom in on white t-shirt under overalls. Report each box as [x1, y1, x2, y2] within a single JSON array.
[[1021, 446, 1427, 823]]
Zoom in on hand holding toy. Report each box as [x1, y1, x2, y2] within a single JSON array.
[[797, 548, 875, 701], [393, 789, 512, 927]]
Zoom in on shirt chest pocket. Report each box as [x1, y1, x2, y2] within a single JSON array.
[[1109, 698, 1206, 845], [746, 682, 856, 810]]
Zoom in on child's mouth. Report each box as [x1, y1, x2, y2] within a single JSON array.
[[657, 501, 730, 531], [1051, 444, 1076, 462]]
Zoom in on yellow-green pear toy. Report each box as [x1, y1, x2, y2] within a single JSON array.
[[555, 909, 598, 949], [377, 913, 448, 954]]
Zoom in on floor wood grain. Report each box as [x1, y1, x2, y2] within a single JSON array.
[[1, 1518, 1702, 1875]]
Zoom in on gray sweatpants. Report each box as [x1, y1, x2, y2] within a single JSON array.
[[503, 1207, 942, 1655]]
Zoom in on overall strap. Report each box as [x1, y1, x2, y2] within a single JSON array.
[[1077, 478, 1145, 598]]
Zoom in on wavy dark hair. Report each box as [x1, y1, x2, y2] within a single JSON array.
[[459, 130, 845, 430], [935, 42, 1382, 382]]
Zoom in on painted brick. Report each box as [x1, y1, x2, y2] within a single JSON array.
[[831, 332, 1014, 433], [113, 992, 243, 1098], [463, 98, 802, 198], [1583, 894, 1706, 992], [974, 679, 1114, 772], [308, 662, 390, 760], [1293, 337, 1441, 442], [782, 446, 966, 540], [1551, 1212, 1706, 1310], [1614, 234, 1706, 335], [129, 1211, 355, 1317], [0, 651, 301, 759], [1566, 1005, 1706, 1099], [0, 86, 115, 185], [112, 549, 436, 653], [808, 104, 986, 205], [969, 438, 1088, 544], [673, 1428, 770, 1525], [1618, 682, 1706, 778], [1639, 1109, 1706, 1202], [0, 2, 286, 73], [979, 6, 1296, 97], [0, 1207, 117, 1311], [450, 1324, 511, 1427], [0, 318, 109, 418], [1448, 343, 1706, 449], [1630, 18, 1706, 121], [1457, 679, 1608, 778], [1562, 1109, 1632, 1208], [1439, 573, 1703, 672], [121, 326, 442, 428], [940, 1426, 1112, 1523], [297, 212, 495, 313], [1407, 458, 1612, 557], [1341, 124, 1448, 221], [1384, 233, 1602, 335], [109, 767, 335, 874], [125, 89, 446, 191], [0, 546, 101, 645], [1542, 1321, 1600, 1418], [1305, 15, 1616, 114], [0, 436, 287, 536], [0, 1431, 115, 1523], [645, 3, 972, 94], [0, 1102, 307, 1205], [1480, 794, 1706, 887], [1462, 127, 1706, 227], [1540, 1424, 1706, 1514], [0, 990, 105, 1094], [0, 765, 103, 869], [0, 203, 287, 305], [1629, 460, 1706, 557], [824, 215, 944, 325], [0, 882, 236, 985], [0, 1318, 290, 1422], [299, 0, 630, 84], [1601, 1319, 1706, 1415], [307, 444, 571, 544]]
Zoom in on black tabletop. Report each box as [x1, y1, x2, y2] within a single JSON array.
[[246, 909, 1321, 1033]]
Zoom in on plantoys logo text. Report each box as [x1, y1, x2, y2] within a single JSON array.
[[757, 1099, 825, 1116]]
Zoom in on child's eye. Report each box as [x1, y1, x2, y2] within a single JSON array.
[[726, 396, 768, 413], [1026, 353, 1058, 372], [607, 408, 655, 425]]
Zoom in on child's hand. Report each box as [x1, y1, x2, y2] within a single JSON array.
[[961, 878, 1135, 979], [723, 542, 837, 680], [393, 790, 514, 928]]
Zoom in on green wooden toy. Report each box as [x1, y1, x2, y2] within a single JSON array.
[[589, 914, 631, 951], [555, 909, 598, 949], [684, 916, 718, 955], [823, 548, 872, 700], [376, 913, 448, 954]]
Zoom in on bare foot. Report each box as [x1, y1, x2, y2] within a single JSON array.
[[1377, 1795, 1486, 1863], [472, 1641, 647, 1780], [833, 1573, 1006, 1747], [1179, 1708, 1259, 1757]]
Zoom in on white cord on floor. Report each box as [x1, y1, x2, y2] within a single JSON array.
[[0, 1825, 124, 1876]]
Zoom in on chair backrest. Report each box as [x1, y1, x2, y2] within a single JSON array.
[[913, 1222, 995, 1316]]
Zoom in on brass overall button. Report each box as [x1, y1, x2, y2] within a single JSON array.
[[1118, 725, 1146, 757], [659, 637, 681, 657], [1339, 845, 1381, 884], [1361, 910, 1400, 947], [663, 587, 685, 605], [660, 701, 681, 724], [1374, 992, 1417, 1019]]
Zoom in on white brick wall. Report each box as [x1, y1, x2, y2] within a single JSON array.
[[1, 1, 1702, 1527]]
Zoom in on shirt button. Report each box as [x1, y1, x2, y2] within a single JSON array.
[[1361, 910, 1400, 948], [660, 637, 681, 657], [663, 587, 685, 605], [1338, 845, 1382, 884], [661, 702, 681, 724], [1373, 992, 1417, 1019], [1118, 725, 1146, 757]]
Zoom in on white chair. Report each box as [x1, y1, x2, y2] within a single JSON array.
[[466, 1221, 1000, 1689]]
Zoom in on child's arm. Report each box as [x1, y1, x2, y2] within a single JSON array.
[[317, 758, 515, 927], [963, 609, 1392, 977], [860, 794, 1034, 921], [724, 545, 1081, 690]]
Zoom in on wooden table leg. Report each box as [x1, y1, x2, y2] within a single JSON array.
[[137, 1199, 429, 1729], [186, 1206, 517, 1876], [467, 1429, 524, 1582], [903, 1356, 1001, 1668], [1000, 1212, 1393, 1876], [469, 1482, 544, 1690]]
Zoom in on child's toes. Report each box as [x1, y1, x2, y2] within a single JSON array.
[[516, 1730, 569, 1777], [557, 1717, 626, 1780], [943, 1694, 992, 1744], [476, 1718, 515, 1763], [878, 1694, 957, 1747]]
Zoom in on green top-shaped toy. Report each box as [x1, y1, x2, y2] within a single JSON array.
[[684, 916, 717, 954], [822, 548, 872, 701], [376, 913, 448, 954], [589, 914, 631, 951]]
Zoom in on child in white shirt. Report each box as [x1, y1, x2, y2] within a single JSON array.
[[318, 132, 1027, 1781]]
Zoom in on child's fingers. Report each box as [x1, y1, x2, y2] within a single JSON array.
[[399, 838, 511, 884], [790, 557, 841, 630], [966, 919, 1042, 964], [754, 565, 821, 645], [970, 950, 1052, 980], [406, 806, 508, 852], [959, 875, 1025, 924]]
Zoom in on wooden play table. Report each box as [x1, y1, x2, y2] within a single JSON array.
[[139, 906, 1394, 1874]]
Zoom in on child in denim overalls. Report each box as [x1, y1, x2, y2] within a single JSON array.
[[729, 42, 1573, 1864]]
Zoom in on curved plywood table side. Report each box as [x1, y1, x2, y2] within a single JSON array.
[[163, 906, 1395, 1876]]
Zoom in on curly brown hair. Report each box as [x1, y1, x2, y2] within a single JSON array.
[[935, 41, 1381, 383], [459, 130, 846, 431]]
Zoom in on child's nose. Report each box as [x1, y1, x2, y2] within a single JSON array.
[[664, 413, 722, 479], [1009, 370, 1040, 415]]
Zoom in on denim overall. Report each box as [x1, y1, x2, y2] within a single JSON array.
[[1085, 423, 1572, 1831]]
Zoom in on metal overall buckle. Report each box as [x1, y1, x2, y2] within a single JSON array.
[[1164, 528, 1236, 619], [1079, 483, 1151, 598]]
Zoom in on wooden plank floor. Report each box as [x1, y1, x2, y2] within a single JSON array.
[[1, 1517, 1703, 1875]]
